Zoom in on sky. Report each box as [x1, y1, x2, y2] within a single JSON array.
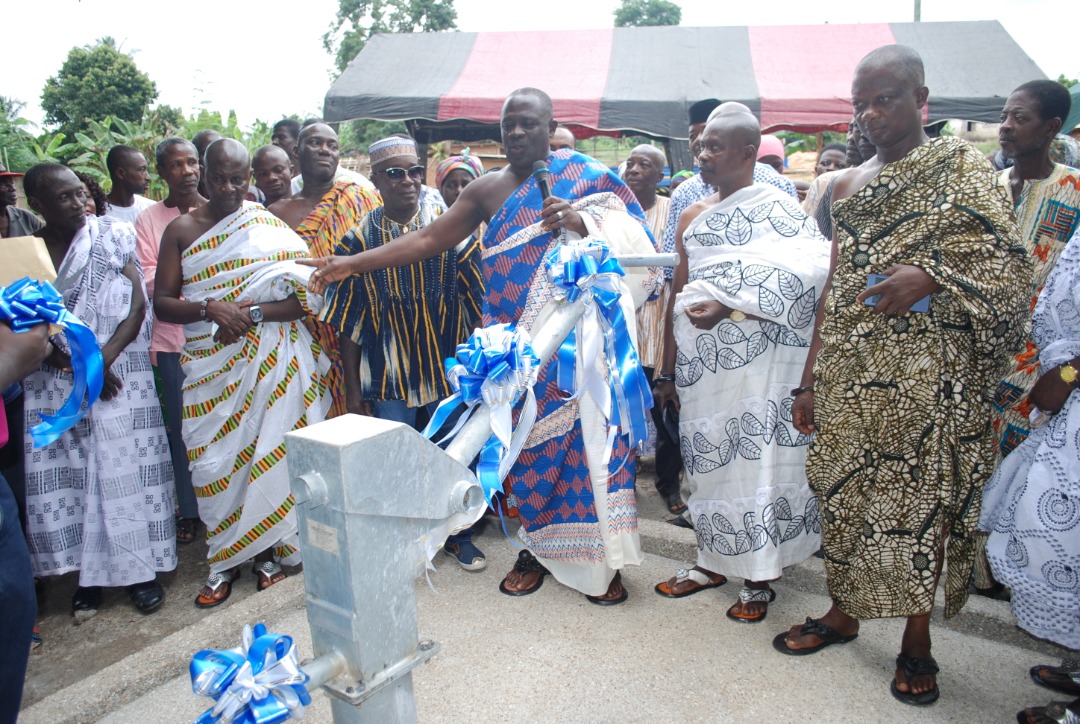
[[6, 0, 1076, 131]]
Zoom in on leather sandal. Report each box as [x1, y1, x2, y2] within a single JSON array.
[[726, 586, 776, 623], [254, 561, 286, 591], [586, 571, 628, 606], [72, 586, 103, 622], [499, 550, 549, 596], [654, 567, 727, 598], [195, 568, 240, 609], [771, 616, 859, 656], [1032, 661, 1080, 697], [128, 579, 165, 614], [891, 653, 940, 706], [1017, 700, 1080, 724]]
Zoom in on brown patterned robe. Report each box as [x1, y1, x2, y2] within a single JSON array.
[[809, 138, 1030, 619]]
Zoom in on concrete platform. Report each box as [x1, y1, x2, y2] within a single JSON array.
[[20, 491, 1068, 723]]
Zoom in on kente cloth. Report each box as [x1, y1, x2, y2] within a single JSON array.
[[674, 184, 829, 580], [992, 164, 1080, 458], [483, 149, 657, 595], [980, 227, 1080, 649], [810, 137, 1031, 619], [635, 195, 671, 371], [295, 181, 381, 417], [661, 164, 797, 279], [180, 203, 331, 574], [319, 196, 483, 406], [23, 216, 177, 586]]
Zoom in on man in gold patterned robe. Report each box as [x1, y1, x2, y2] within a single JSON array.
[[772, 45, 1030, 707]]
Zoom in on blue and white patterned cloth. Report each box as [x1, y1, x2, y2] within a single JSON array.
[[981, 225, 1080, 649]]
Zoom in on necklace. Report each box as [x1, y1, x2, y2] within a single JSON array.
[[380, 206, 423, 235]]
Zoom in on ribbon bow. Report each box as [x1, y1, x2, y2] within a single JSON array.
[[544, 238, 653, 449], [421, 324, 540, 505], [190, 623, 311, 724], [0, 277, 104, 447]]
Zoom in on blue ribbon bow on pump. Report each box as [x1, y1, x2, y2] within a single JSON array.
[[190, 623, 311, 724], [421, 324, 540, 505], [0, 277, 104, 447], [544, 238, 653, 450]]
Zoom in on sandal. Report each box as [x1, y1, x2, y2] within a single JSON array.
[[195, 568, 240, 609], [890, 652, 940, 706], [771, 616, 859, 656], [498, 550, 549, 596], [654, 567, 727, 598], [128, 579, 165, 614], [1017, 700, 1080, 724], [665, 493, 688, 515], [726, 586, 776, 623], [254, 561, 286, 591], [72, 585, 103, 622], [1032, 661, 1080, 697], [586, 571, 628, 606], [176, 517, 198, 545]]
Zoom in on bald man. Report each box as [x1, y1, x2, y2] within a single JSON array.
[[774, 45, 1030, 707], [251, 144, 293, 207], [155, 139, 332, 608], [652, 113, 829, 624], [550, 125, 576, 151], [623, 144, 682, 512], [269, 122, 380, 417]]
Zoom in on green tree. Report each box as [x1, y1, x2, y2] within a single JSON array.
[[323, 0, 458, 73], [0, 97, 39, 172], [41, 37, 158, 137], [1058, 74, 1078, 89], [613, 0, 681, 27]]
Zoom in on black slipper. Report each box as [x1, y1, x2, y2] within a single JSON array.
[[772, 617, 859, 656], [890, 653, 940, 706], [498, 550, 549, 596], [1029, 663, 1080, 697], [586, 572, 628, 606], [128, 580, 165, 614]]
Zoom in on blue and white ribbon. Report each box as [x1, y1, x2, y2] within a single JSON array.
[[421, 324, 540, 505], [0, 277, 104, 447], [190, 623, 311, 724], [544, 238, 653, 449]]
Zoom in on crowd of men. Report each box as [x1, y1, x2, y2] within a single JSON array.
[[2, 43, 1079, 722]]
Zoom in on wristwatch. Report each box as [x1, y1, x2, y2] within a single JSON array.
[[729, 310, 747, 323], [1059, 362, 1080, 387], [249, 305, 264, 324]]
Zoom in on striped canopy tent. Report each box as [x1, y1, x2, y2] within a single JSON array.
[[324, 20, 1045, 144]]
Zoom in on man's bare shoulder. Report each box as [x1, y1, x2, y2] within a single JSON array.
[[832, 158, 885, 203], [680, 194, 717, 223], [162, 208, 214, 251], [268, 195, 318, 229]]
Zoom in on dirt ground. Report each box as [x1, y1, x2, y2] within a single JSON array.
[[21, 457, 670, 709]]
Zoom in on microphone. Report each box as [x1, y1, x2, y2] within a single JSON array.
[[531, 161, 551, 200], [532, 160, 566, 242]]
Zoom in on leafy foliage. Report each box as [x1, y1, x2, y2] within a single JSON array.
[[323, 0, 458, 73], [1058, 75, 1078, 89], [41, 37, 158, 137], [613, 0, 682, 27]]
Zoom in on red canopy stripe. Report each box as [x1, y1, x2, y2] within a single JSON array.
[[749, 24, 897, 129], [437, 30, 613, 127]]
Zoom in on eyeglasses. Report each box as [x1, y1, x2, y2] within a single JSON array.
[[373, 165, 425, 181]]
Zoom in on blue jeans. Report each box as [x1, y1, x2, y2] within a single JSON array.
[[157, 353, 198, 520], [0, 471, 35, 723]]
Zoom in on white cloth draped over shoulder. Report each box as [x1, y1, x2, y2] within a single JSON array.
[[673, 183, 830, 581], [23, 216, 177, 586], [180, 203, 331, 574], [981, 227, 1080, 649]]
